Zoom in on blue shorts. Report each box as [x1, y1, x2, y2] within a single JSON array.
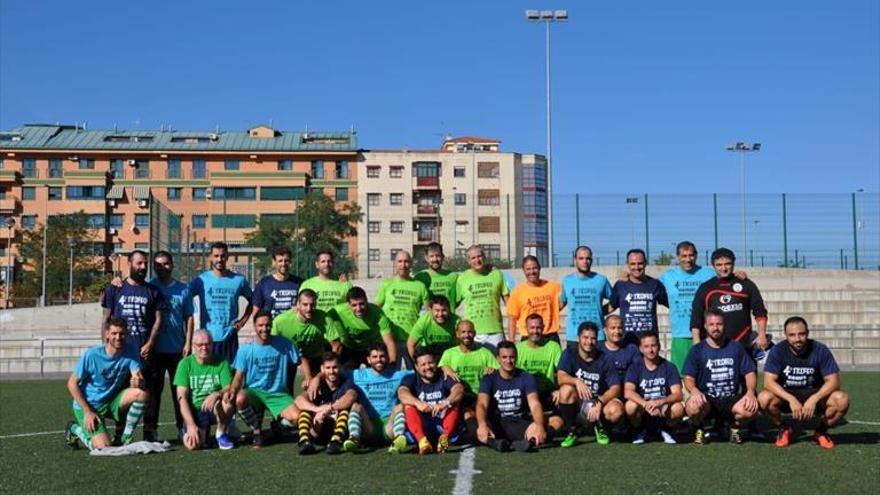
[[213, 334, 239, 366]]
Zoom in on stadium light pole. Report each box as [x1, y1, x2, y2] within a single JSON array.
[[4, 217, 15, 309], [40, 185, 49, 307], [725, 142, 761, 259], [526, 9, 567, 267]]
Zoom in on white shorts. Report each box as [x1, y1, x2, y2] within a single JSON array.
[[474, 333, 505, 353]]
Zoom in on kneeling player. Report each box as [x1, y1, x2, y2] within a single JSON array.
[[556, 322, 624, 447], [174, 330, 236, 450], [399, 347, 465, 454], [66, 318, 149, 450], [758, 316, 849, 449], [294, 352, 357, 455], [515, 314, 564, 434], [624, 331, 684, 444]]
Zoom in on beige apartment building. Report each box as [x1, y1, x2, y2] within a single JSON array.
[[357, 136, 549, 277]]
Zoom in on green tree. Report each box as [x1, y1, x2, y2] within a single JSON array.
[[653, 250, 674, 266]]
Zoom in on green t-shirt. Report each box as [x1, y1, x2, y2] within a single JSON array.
[[271, 309, 335, 360], [438, 345, 499, 395], [516, 340, 562, 392], [300, 277, 353, 313], [376, 277, 429, 340], [455, 268, 509, 335], [172, 354, 233, 409], [415, 269, 458, 306], [325, 302, 391, 351], [409, 311, 459, 351]]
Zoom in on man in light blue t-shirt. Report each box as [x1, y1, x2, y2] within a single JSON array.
[[561, 245, 613, 349], [189, 242, 253, 365]]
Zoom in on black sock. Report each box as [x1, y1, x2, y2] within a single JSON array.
[[559, 404, 577, 433]]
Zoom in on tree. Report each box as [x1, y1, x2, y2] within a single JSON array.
[[245, 192, 362, 278], [653, 250, 673, 266]]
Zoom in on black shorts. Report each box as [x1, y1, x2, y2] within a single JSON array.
[[779, 388, 826, 414], [706, 394, 743, 421], [539, 390, 558, 415], [460, 393, 477, 411], [490, 416, 531, 442]]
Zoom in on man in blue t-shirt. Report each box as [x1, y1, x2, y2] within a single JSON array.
[[609, 249, 668, 345], [228, 311, 301, 449], [293, 352, 358, 455], [101, 250, 164, 359], [758, 316, 849, 449], [252, 246, 302, 319], [399, 347, 465, 454], [600, 315, 641, 388], [556, 322, 624, 448], [560, 245, 613, 347], [476, 341, 550, 452], [624, 331, 684, 444], [189, 242, 253, 364], [683, 310, 758, 445]]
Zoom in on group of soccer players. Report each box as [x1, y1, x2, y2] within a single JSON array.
[[65, 239, 850, 454]]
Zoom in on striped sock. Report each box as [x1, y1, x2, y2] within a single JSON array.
[[348, 409, 362, 441], [297, 411, 313, 444], [123, 401, 145, 437], [238, 405, 262, 434], [331, 410, 349, 442], [392, 411, 406, 438], [71, 423, 93, 450]]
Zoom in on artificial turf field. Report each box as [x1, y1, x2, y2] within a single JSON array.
[[0, 373, 878, 495]]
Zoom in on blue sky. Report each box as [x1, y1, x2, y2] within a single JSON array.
[[1, 0, 878, 194]]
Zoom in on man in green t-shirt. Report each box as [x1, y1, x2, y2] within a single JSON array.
[[272, 289, 336, 382], [300, 250, 354, 313], [414, 242, 458, 307], [376, 250, 429, 368], [455, 245, 509, 352], [326, 287, 398, 368], [515, 314, 563, 433], [173, 330, 236, 450], [439, 320, 498, 412], [408, 295, 459, 359]]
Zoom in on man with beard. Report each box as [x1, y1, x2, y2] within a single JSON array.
[[407, 295, 459, 359], [507, 255, 562, 343], [252, 246, 302, 318], [300, 250, 354, 313], [272, 289, 333, 382], [294, 352, 357, 455], [399, 347, 465, 454], [600, 315, 641, 387], [414, 242, 458, 306], [560, 246, 613, 348], [326, 287, 398, 368], [439, 320, 499, 416], [515, 314, 563, 428]]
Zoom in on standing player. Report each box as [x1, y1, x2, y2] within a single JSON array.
[[228, 311, 301, 448], [758, 316, 850, 449], [600, 315, 642, 386], [251, 246, 302, 318], [407, 295, 459, 359], [272, 289, 334, 382], [325, 287, 398, 367], [609, 249, 668, 344], [560, 246, 613, 348], [294, 352, 357, 455], [173, 330, 235, 450], [515, 314, 563, 422], [399, 347, 465, 454], [455, 245, 509, 352], [624, 331, 684, 444], [556, 322, 624, 447], [300, 250, 353, 313], [65, 318, 149, 450], [376, 250, 429, 368], [683, 310, 758, 444], [439, 320, 499, 414], [189, 242, 253, 364], [507, 255, 563, 342], [414, 242, 458, 309]]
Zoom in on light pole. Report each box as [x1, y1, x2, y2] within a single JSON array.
[[40, 185, 49, 306], [855, 188, 865, 270], [526, 9, 567, 268], [725, 142, 761, 258], [4, 217, 15, 309], [67, 239, 76, 306]]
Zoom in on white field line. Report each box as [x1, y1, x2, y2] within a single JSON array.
[[451, 447, 480, 495]]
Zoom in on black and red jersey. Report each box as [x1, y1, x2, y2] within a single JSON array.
[[690, 276, 768, 343]]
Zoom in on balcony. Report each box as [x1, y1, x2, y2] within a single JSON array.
[[414, 176, 439, 189], [416, 229, 440, 243], [0, 170, 16, 183], [414, 204, 439, 216]]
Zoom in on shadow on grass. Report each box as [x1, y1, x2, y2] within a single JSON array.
[[831, 432, 880, 445]]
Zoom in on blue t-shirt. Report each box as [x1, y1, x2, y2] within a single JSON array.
[[561, 272, 613, 341], [601, 342, 641, 384], [101, 280, 164, 352], [349, 368, 413, 419], [479, 369, 538, 419], [150, 278, 194, 354], [253, 275, 302, 318], [764, 340, 840, 390], [625, 358, 681, 400], [313, 376, 355, 406], [72, 345, 141, 410], [659, 266, 715, 339], [400, 373, 458, 405], [558, 349, 620, 396], [683, 339, 756, 399], [189, 271, 253, 342], [610, 278, 668, 334], [233, 336, 300, 394]]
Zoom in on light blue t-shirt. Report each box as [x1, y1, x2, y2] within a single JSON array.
[[233, 336, 301, 394], [72, 345, 141, 410], [659, 266, 715, 339], [150, 278, 194, 354], [349, 368, 413, 420], [561, 272, 613, 341], [189, 271, 253, 342]]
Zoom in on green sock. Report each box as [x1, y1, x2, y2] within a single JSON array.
[[123, 401, 145, 438], [392, 411, 406, 437], [71, 423, 93, 450]]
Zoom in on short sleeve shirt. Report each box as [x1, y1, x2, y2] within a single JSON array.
[[325, 303, 391, 351], [189, 271, 252, 342], [507, 280, 563, 335], [610, 278, 668, 334], [253, 275, 302, 318], [625, 358, 681, 400], [101, 280, 164, 352], [149, 278, 194, 354], [557, 349, 619, 396], [515, 340, 562, 392], [376, 278, 429, 340], [479, 370, 538, 419], [173, 354, 232, 408], [764, 340, 840, 390], [455, 268, 509, 335], [683, 339, 756, 399], [72, 345, 140, 410], [561, 272, 613, 341], [299, 277, 353, 313], [400, 373, 458, 405], [233, 336, 301, 394], [438, 345, 499, 395]]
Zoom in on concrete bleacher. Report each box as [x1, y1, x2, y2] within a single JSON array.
[[1, 266, 878, 375]]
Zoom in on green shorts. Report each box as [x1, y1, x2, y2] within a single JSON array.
[[368, 416, 392, 442], [246, 389, 294, 419], [72, 389, 126, 440], [670, 338, 693, 375]]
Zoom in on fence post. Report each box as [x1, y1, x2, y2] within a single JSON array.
[[850, 327, 855, 370], [40, 338, 45, 377], [644, 194, 650, 260], [852, 192, 859, 270], [782, 193, 789, 268], [840, 249, 844, 270], [713, 193, 719, 250], [575, 193, 580, 248]]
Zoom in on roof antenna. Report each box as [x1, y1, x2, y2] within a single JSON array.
[[113, 123, 118, 133]]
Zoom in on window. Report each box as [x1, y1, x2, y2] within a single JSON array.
[[192, 159, 206, 179], [522, 163, 547, 189], [390, 221, 404, 233], [278, 160, 293, 171], [390, 166, 404, 178], [366, 166, 380, 178], [224, 160, 240, 171], [368, 249, 380, 261], [48, 187, 63, 200], [135, 243, 149, 249], [49, 159, 63, 178], [477, 162, 500, 178], [335, 188, 349, 201], [167, 159, 181, 179], [135, 160, 150, 179], [261, 187, 305, 200], [413, 162, 440, 177], [135, 214, 150, 228], [167, 188, 182, 201], [454, 167, 466, 178], [522, 191, 548, 216], [192, 188, 207, 201], [110, 159, 124, 179], [66, 186, 106, 200], [192, 215, 207, 229], [390, 249, 401, 261], [78, 159, 95, 170], [212, 214, 257, 229], [109, 214, 124, 228], [367, 193, 381, 206], [368, 221, 380, 233], [213, 187, 256, 200], [22, 159, 37, 178], [86, 214, 105, 228], [389, 193, 403, 206], [478, 189, 500, 206], [21, 215, 37, 229], [311, 160, 324, 179], [478, 216, 500, 233], [261, 214, 296, 225], [22, 187, 35, 200], [481, 244, 501, 260], [336, 160, 349, 179], [455, 220, 468, 233], [455, 193, 466, 205]]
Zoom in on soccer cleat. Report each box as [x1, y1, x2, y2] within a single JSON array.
[[326, 440, 343, 455], [436, 435, 450, 454], [342, 438, 359, 453], [660, 430, 677, 445], [632, 429, 647, 445], [217, 433, 234, 450], [594, 424, 610, 446], [487, 438, 510, 452], [143, 430, 159, 443], [64, 422, 80, 450], [693, 428, 707, 445], [418, 437, 433, 455], [388, 435, 407, 454], [511, 439, 535, 453], [270, 419, 284, 439], [298, 440, 317, 455], [560, 432, 578, 449], [729, 428, 743, 445], [814, 431, 835, 449], [775, 426, 793, 448], [251, 432, 264, 449]]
